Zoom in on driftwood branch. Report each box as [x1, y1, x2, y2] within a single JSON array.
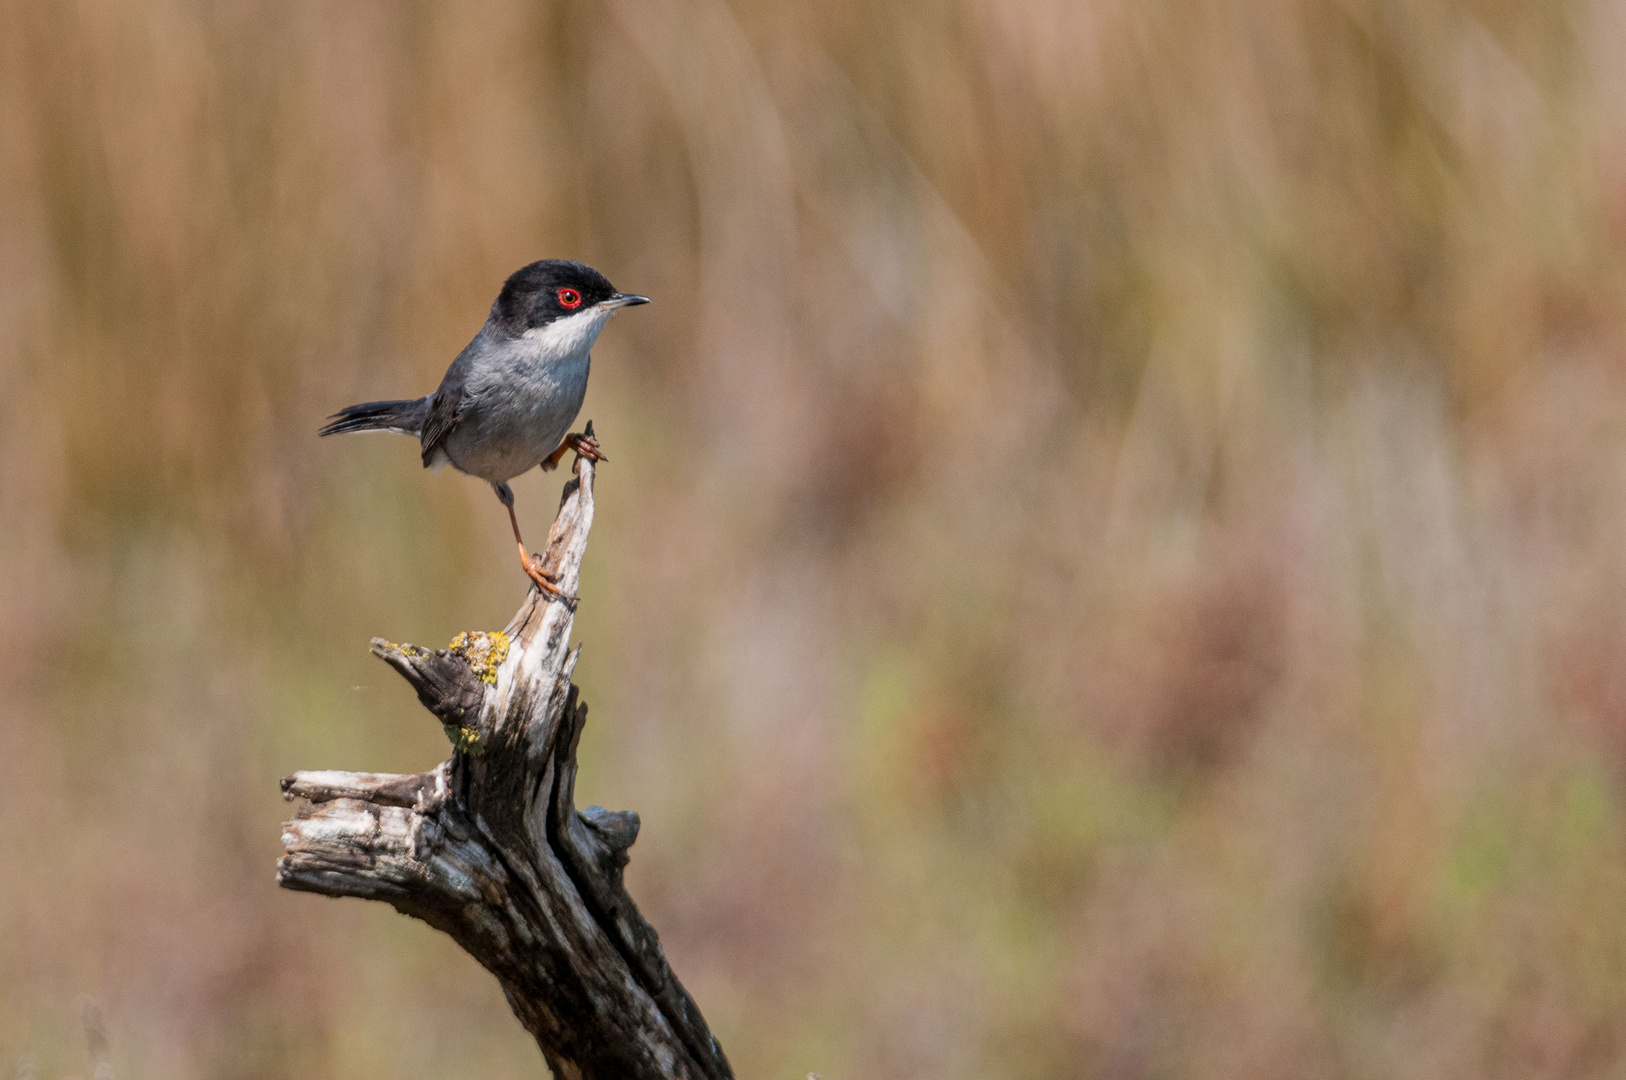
[[279, 448, 731, 1080]]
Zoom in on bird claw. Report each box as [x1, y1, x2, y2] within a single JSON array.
[[564, 432, 606, 463], [540, 430, 606, 472], [523, 553, 578, 608]]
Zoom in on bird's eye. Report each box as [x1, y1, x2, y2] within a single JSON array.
[[557, 288, 582, 309]]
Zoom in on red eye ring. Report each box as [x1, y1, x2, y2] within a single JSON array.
[[557, 288, 582, 309]]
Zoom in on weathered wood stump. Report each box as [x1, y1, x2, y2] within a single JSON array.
[[278, 448, 732, 1080]]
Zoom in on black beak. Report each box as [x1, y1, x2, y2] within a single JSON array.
[[602, 293, 651, 309]]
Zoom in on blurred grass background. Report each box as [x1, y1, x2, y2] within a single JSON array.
[[5, 0, 1626, 1076]]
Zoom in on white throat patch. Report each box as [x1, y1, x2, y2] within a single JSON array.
[[521, 305, 615, 362]]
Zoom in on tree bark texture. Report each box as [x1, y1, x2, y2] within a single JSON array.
[[278, 450, 732, 1080]]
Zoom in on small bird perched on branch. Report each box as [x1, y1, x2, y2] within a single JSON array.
[[321, 260, 649, 597]]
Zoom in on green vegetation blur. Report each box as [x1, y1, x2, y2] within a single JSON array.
[[5, 0, 1626, 1077]]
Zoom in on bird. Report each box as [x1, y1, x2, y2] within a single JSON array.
[[320, 259, 649, 598]]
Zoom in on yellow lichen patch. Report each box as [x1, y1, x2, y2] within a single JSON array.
[[448, 630, 511, 685], [443, 723, 484, 755]]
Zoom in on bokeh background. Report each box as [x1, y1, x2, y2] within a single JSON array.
[[6, 0, 1626, 1076]]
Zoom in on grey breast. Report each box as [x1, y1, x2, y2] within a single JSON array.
[[443, 340, 591, 484]]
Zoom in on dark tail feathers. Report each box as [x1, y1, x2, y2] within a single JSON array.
[[319, 397, 430, 438]]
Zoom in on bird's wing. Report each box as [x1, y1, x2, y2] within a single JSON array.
[[419, 364, 468, 467]]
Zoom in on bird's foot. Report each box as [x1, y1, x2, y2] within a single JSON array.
[[523, 552, 578, 608], [564, 431, 606, 462], [541, 428, 606, 472]]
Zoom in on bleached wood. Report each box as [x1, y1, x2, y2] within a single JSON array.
[[278, 443, 732, 1080]]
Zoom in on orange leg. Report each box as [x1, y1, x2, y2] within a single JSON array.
[[498, 483, 566, 599]]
